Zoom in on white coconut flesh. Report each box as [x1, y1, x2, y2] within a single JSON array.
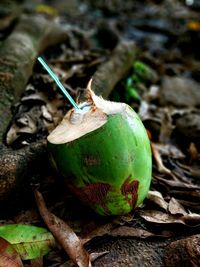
[[47, 90, 126, 145]]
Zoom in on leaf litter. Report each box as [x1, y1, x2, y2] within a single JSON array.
[[1, 0, 200, 266]]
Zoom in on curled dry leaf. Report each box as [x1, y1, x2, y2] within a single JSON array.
[[167, 197, 187, 216], [21, 92, 47, 104], [147, 190, 168, 211], [154, 175, 200, 191], [34, 190, 91, 267], [110, 226, 173, 238], [153, 143, 185, 159], [140, 210, 200, 226], [41, 105, 53, 122], [6, 114, 38, 145], [0, 237, 23, 267], [82, 223, 114, 244], [151, 142, 172, 175], [110, 226, 154, 238]]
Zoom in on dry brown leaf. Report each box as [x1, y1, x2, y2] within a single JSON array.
[[6, 114, 38, 145], [167, 197, 187, 216], [140, 210, 200, 226], [147, 190, 168, 211], [34, 190, 91, 267], [154, 175, 200, 190], [41, 105, 53, 122], [151, 142, 172, 175], [188, 142, 199, 162], [178, 199, 200, 212], [169, 190, 200, 201], [30, 257, 43, 267], [110, 226, 173, 238], [21, 92, 47, 104], [154, 143, 185, 159], [159, 108, 174, 144], [82, 223, 114, 244], [0, 237, 23, 267], [90, 251, 109, 262], [183, 213, 200, 225], [110, 226, 154, 238], [140, 210, 184, 224]]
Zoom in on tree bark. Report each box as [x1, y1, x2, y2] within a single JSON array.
[[0, 14, 69, 142], [0, 141, 49, 215], [91, 41, 137, 98]]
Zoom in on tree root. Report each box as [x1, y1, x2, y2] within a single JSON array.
[[0, 141, 49, 215], [0, 13, 69, 142], [91, 41, 137, 98]]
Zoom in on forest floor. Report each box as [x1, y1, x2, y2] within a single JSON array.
[[0, 0, 200, 266]]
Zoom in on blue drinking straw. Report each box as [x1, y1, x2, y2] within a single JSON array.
[[38, 57, 80, 111]]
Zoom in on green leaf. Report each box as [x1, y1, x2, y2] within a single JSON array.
[[125, 78, 140, 102], [133, 61, 158, 83], [0, 224, 56, 260], [0, 237, 23, 267], [125, 86, 141, 102]]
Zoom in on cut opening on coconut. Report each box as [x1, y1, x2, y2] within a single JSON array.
[[47, 79, 126, 144]]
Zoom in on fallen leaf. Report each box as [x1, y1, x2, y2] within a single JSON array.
[[111, 226, 154, 238], [34, 190, 91, 267], [168, 197, 187, 216], [188, 142, 199, 162], [41, 105, 53, 122], [0, 237, 23, 267], [30, 257, 43, 267], [154, 175, 200, 191], [6, 113, 38, 145], [90, 251, 109, 262], [147, 190, 168, 211], [21, 92, 47, 104], [0, 224, 56, 260], [151, 143, 172, 175], [111, 225, 174, 238], [178, 199, 200, 212], [81, 222, 114, 244], [140, 210, 200, 226], [140, 210, 184, 224], [159, 108, 174, 144], [154, 143, 185, 159]]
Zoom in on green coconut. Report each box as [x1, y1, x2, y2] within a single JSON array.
[[47, 82, 152, 216]]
